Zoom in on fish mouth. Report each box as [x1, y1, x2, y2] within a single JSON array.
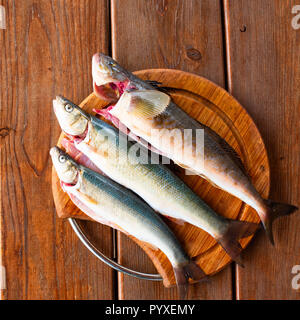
[[53, 97, 62, 114], [63, 124, 89, 144], [60, 174, 79, 192], [93, 80, 129, 103], [92, 54, 133, 129], [93, 81, 120, 102], [61, 181, 76, 188], [92, 53, 130, 102]]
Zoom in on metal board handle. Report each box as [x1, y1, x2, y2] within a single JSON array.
[[68, 218, 162, 281]]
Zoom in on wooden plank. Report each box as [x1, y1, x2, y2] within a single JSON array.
[[224, 0, 300, 299], [0, 0, 114, 299], [112, 0, 232, 299]]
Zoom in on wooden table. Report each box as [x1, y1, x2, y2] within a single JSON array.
[[0, 0, 299, 300]]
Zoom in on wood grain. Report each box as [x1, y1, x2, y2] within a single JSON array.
[[1, 0, 297, 301], [52, 69, 269, 290], [0, 0, 114, 299], [224, 0, 300, 299], [111, 0, 232, 300]]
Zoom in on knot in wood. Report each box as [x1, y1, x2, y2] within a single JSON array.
[[0, 127, 11, 138], [186, 48, 202, 61]]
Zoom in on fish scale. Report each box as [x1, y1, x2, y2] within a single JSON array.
[[53, 95, 259, 265], [80, 117, 227, 234]]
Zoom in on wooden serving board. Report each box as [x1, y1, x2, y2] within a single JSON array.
[[52, 69, 270, 288]]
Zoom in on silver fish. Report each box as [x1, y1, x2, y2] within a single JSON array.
[[53, 96, 258, 264], [92, 53, 298, 244], [50, 146, 206, 299]]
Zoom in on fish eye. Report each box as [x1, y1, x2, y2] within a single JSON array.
[[65, 104, 74, 113], [108, 60, 116, 67], [59, 155, 66, 163]]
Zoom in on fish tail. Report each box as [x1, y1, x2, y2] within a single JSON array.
[[217, 219, 259, 267], [173, 261, 207, 300], [261, 200, 298, 245]]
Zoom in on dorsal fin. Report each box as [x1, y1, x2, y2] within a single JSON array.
[[145, 80, 170, 93], [145, 80, 162, 88]]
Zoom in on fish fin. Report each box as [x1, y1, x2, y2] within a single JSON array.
[[78, 141, 109, 160], [145, 80, 170, 93], [173, 161, 200, 176], [78, 193, 99, 206], [167, 161, 184, 174], [69, 192, 132, 234], [173, 261, 207, 300], [145, 80, 162, 88], [173, 161, 191, 170], [198, 173, 222, 189], [165, 216, 186, 226], [217, 219, 259, 266], [174, 162, 222, 188], [93, 108, 108, 118], [261, 200, 298, 245], [119, 90, 171, 119], [202, 124, 249, 177], [68, 191, 115, 225], [173, 160, 221, 185]]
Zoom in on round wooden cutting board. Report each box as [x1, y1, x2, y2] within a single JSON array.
[[52, 69, 270, 288]]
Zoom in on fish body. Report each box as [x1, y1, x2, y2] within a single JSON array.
[[53, 96, 258, 263], [92, 53, 298, 244], [50, 146, 206, 298]]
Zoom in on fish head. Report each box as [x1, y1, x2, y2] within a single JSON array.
[[50, 146, 79, 184], [92, 53, 129, 101], [53, 95, 89, 136]]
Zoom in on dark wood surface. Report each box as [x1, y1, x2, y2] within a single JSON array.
[[224, 0, 300, 299], [0, 0, 115, 300], [1, 0, 299, 300]]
